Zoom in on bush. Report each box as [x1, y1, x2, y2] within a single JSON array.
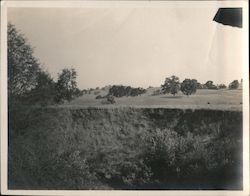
[[96, 95, 103, 99], [141, 129, 179, 180], [101, 95, 115, 104], [107, 95, 115, 104]]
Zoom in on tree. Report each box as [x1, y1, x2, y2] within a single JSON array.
[[152, 89, 162, 96], [108, 85, 146, 97], [196, 82, 203, 89], [161, 76, 180, 96], [229, 80, 239, 89], [23, 71, 56, 106], [204, 81, 218, 89], [180, 79, 197, 96], [8, 23, 41, 99], [218, 84, 227, 89], [55, 68, 81, 103]]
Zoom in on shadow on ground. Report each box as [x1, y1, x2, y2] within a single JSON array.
[[160, 95, 183, 99]]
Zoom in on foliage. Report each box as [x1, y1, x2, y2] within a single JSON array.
[[196, 82, 203, 89], [22, 71, 56, 106], [141, 129, 179, 180], [8, 23, 41, 99], [218, 84, 227, 89], [151, 89, 162, 96], [8, 24, 82, 106], [107, 95, 115, 104], [96, 95, 104, 99], [108, 85, 146, 97], [9, 108, 242, 189], [54, 68, 82, 103], [94, 91, 100, 95], [161, 75, 180, 96], [229, 80, 239, 90], [101, 95, 116, 104], [180, 79, 197, 96], [204, 81, 218, 89]]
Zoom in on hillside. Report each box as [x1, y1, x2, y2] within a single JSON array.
[[9, 107, 242, 190]]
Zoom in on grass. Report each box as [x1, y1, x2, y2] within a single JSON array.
[[64, 88, 242, 111]]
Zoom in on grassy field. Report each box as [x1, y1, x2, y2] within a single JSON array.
[[64, 88, 242, 111]]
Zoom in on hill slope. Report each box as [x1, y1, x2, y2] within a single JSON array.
[[9, 107, 242, 190]]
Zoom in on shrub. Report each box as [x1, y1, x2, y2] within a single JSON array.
[[107, 95, 115, 104], [96, 95, 103, 99], [141, 129, 179, 180], [101, 95, 115, 104]]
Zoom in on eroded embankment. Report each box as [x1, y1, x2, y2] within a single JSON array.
[[8, 107, 243, 190]]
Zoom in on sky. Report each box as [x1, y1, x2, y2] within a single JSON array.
[[7, 6, 243, 89]]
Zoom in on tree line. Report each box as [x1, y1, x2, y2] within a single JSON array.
[[160, 75, 240, 97]]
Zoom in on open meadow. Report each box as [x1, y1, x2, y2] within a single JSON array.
[[65, 88, 243, 111]]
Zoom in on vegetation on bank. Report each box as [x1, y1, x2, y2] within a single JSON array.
[[9, 107, 242, 189]]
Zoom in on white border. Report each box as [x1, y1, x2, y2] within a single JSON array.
[[1, 1, 249, 196]]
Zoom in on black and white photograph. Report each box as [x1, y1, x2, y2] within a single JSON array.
[[0, 0, 249, 195]]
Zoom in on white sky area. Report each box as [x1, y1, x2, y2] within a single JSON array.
[[8, 7, 243, 89]]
